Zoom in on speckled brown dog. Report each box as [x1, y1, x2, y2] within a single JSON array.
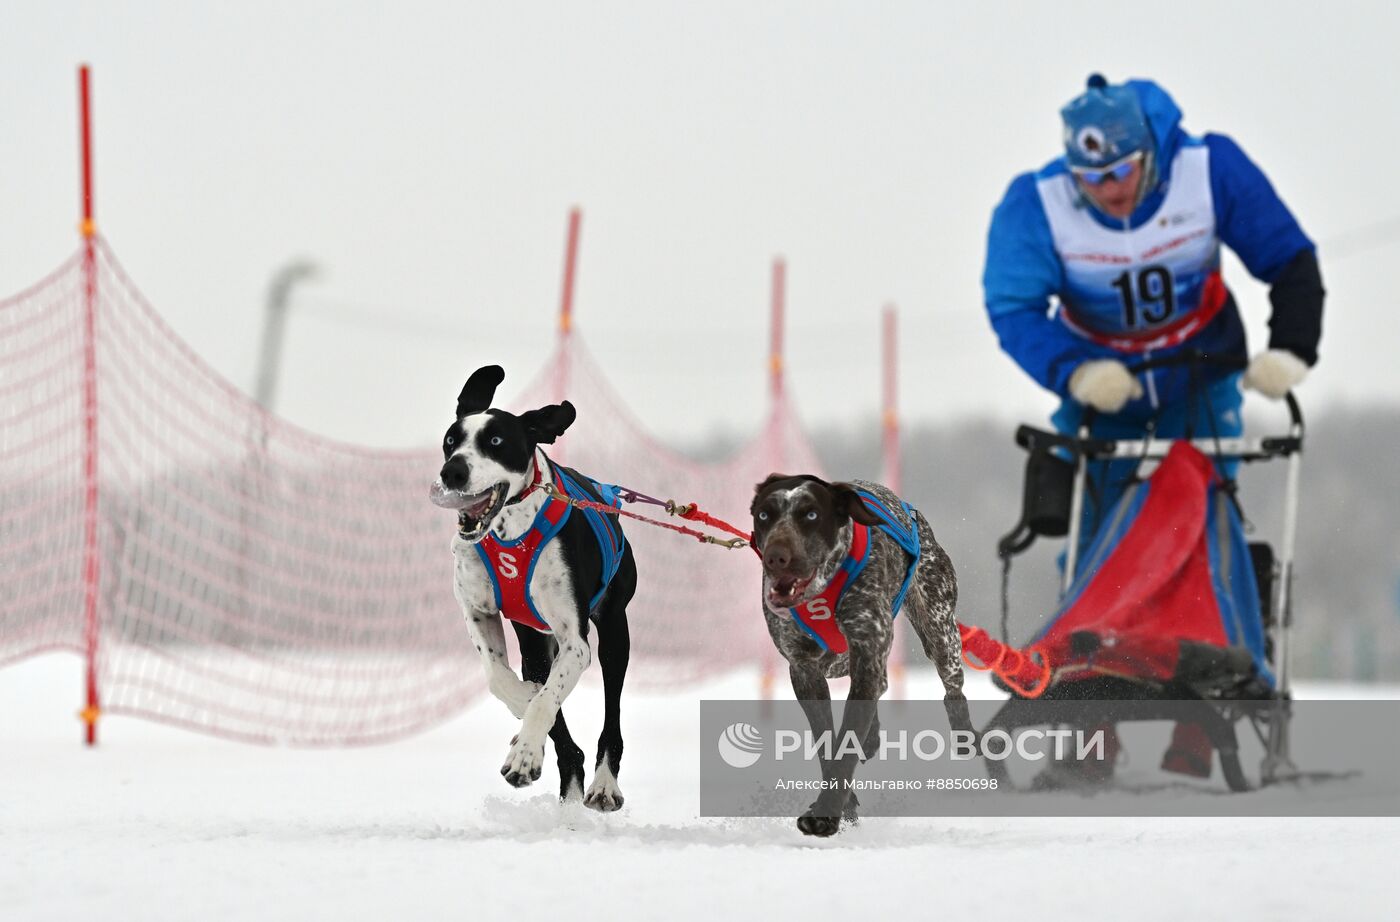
[[750, 475, 972, 836]]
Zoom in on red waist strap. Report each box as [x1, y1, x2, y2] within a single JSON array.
[[1062, 271, 1227, 353]]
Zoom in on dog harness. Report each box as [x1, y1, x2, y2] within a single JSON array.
[[474, 459, 626, 633], [788, 491, 922, 655]]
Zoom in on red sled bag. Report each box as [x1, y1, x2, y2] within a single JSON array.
[[1031, 442, 1273, 690]]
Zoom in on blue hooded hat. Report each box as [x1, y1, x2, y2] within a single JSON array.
[[1060, 74, 1152, 168]]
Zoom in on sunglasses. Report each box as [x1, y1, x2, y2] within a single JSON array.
[[1071, 151, 1144, 185]]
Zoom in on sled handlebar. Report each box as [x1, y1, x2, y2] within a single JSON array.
[[1079, 350, 1304, 432], [1013, 349, 1304, 460], [1123, 352, 1247, 376]]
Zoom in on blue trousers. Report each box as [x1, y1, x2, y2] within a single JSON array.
[[1052, 373, 1244, 569]]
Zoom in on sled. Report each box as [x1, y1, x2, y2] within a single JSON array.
[[984, 353, 1304, 792]]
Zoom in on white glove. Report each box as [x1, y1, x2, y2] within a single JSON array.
[[1243, 349, 1308, 399], [1069, 359, 1143, 414]]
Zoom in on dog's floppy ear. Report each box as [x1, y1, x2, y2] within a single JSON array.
[[457, 365, 505, 418], [831, 482, 882, 527], [518, 400, 576, 444]]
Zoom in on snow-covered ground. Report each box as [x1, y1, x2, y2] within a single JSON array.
[[2, 654, 1396, 922]]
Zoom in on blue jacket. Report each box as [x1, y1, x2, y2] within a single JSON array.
[[983, 79, 1317, 409]]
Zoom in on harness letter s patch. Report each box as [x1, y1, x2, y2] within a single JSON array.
[[806, 597, 833, 621], [497, 552, 519, 581]]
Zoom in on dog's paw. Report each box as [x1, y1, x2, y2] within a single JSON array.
[[583, 763, 625, 813], [797, 810, 842, 838], [501, 734, 545, 788]]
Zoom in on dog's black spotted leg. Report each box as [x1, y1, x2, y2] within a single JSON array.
[[800, 646, 885, 835], [514, 624, 586, 800], [943, 691, 975, 741], [860, 713, 881, 763], [789, 660, 843, 807], [784, 660, 841, 838]]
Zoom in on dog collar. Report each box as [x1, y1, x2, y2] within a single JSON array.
[[504, 459, 544, 507]]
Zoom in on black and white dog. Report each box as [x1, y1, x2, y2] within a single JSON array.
[[750, 475, 972, 836], [432, 365, 635, 810]]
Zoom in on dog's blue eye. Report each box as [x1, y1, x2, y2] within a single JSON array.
[[806, 511, 818, 521], [490, 436, 503, 446], [757, 511, 769, 522], [445, 437, 455, 446]]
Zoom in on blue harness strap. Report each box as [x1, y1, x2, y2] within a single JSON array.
[[549, 461, 627, 612], [855, 491, 922, 617]]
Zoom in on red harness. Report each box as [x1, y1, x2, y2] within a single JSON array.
[[469, 459, 627, 633], [468, 461, 565, 632], [476, 495, 571, 632], [787, 523, 871, 655]]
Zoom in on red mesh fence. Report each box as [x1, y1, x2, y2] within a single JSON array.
[[0, 240, 820, 744]]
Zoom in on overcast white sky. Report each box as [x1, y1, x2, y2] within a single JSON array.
[[3, 1, 1397, 447]]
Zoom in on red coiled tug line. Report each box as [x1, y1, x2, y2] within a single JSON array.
[[544, 481, 1053, 696], [958, 624, 1052, 699]]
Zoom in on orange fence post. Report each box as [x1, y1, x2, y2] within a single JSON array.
[[882, 305, 907, 699], [552, 207, 581, 462], [759, 257, 788, 703], [78, 63, 101, 746]]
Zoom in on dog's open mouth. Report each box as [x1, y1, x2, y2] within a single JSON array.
[[766, 573, 814, 608], [429, 481, 508, 542]]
